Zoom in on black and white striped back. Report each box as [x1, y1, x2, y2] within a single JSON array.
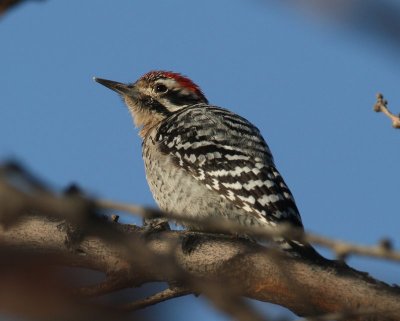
[[155, 104, 304, 229]]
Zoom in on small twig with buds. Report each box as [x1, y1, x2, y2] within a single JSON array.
[[374, 93, 400, 129]]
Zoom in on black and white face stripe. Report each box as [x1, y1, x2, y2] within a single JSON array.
[[140, 95, 173, 117], [163, 89, 206, 108], [138, 78, 208, 114]]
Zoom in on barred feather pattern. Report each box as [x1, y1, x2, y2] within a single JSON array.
[[153, 104, 303, 229]]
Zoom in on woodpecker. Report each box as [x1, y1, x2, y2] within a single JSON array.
[[94, 71, 323, 260]]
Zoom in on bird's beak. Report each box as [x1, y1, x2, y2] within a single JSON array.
[[93, 77, 131, 95]]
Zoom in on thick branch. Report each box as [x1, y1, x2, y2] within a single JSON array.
[[1, 215, 399, 320]]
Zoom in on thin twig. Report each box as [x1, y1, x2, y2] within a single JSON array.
[[119, 287, 191, 311], [120, 284, 270, 321], [374, 93, 400, 128], [304, 233, 400, 261]]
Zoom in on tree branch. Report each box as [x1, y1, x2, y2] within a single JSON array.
[[2, 163, 400, 320], [1, 215, 400, 320]]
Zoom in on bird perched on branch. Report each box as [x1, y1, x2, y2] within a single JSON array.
[[94, 71, 324, 260]]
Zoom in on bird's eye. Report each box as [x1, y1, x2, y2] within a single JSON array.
[[154, 84, 168, 93]]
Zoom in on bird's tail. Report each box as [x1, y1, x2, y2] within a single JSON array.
[[276, 238, 329, 264]]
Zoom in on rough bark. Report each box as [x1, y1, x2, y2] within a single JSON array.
[[1, 215, 399, 320]]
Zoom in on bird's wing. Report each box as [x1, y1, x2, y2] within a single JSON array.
[[156, 105, 303, 227]]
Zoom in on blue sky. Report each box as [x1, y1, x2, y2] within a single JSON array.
[[1, 1, 399, 320]]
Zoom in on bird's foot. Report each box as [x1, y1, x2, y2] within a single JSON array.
[[142, 217, 170, 236]]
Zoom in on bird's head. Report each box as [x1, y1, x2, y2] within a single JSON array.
[[94, 71, 208, 137]]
